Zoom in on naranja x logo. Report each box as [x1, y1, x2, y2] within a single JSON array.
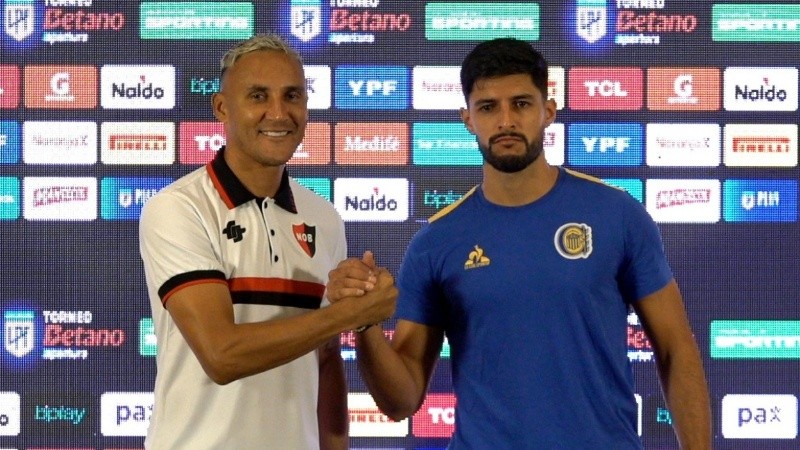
[[222, 220, 246, 242]]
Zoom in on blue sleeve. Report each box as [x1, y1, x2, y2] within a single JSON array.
[[619, 198, 674, 303], [395, 227, 447, 327]]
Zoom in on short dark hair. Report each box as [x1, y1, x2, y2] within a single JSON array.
[[460, 38, 549, 102]]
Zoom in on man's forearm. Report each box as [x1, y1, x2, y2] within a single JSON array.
[[658, 345, 712, 449]]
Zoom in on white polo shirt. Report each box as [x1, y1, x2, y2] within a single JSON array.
[[139, 148, 346, 449]]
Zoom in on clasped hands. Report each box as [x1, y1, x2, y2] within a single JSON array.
[[327, 251, 398, 331]]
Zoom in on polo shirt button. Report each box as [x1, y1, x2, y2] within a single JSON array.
[[270, 229, 275, 236], [274, 255, 279, 262]]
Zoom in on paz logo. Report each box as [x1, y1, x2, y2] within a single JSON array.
[[576, 0, 607, 44], [293, 222, 316, 257], [464, 245, 490, 269], [554, 223, 593, 259]]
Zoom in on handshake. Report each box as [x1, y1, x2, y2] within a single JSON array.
[[326, 250, 398, 333]]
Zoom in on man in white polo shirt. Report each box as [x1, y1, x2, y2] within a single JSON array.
[[139, 34, 397, 449]]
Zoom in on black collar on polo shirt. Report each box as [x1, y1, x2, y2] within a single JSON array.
[[207, 146, 298, 213]]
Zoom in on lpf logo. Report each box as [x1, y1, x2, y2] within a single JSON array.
[[291, 0, 321, 42], [4, 0, 36, 42], [4, 310, 34, 358]]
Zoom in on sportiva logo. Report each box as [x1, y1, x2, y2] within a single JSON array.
[[713, 4, 800, 42], [645, 179, 720, 223], [23, 176, 97, 221], [140, 1, 253, 40], [425, 2, 540, 41]]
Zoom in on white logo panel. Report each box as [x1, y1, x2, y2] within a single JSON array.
[[724, 67, 798, 111], [722, 394, 798, 439], [101, 122, 175, 165], [334, 178, 408, 222], [544, 123, 565, 166], [101, 391, 154, 437], [0, 392, 20, 436], [413, 66, 464, 110], [723, 124, 798, 167], [646, 179, 720, 223], [348, 393, 409, 437], [101, 65, 176, 109], [23, 177, 98, 221], [304, 65, 331, 110], [23, 121, 97, 165], [646, 123, 720, 167]]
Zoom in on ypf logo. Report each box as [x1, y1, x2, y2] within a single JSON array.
[[292, 223, 316, 257]]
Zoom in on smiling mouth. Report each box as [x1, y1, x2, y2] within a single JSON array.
[[260, 130, 291, 137]]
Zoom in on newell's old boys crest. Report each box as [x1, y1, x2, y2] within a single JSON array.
[[576, 0, 607, 44], [293, 223, 316, 257], [4, 0, 35, 42], [291, 0, 321, 42]]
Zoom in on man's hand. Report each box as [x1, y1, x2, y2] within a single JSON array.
[[327, 251, 378, 302]]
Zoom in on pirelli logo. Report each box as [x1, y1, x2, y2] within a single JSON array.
[[101, 122, 175, 165], [724, 124, 797, 167]]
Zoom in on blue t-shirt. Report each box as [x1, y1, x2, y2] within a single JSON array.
[[396, 168, 673, 449]]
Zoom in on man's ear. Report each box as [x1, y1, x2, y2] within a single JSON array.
[[460, 107, 475, 135], [211, 93, 226, 122]]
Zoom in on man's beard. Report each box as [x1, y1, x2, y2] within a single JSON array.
[[478, 132, 543, 173]]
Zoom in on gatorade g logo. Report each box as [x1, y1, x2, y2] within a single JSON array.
[[293, 223, 316, 257]]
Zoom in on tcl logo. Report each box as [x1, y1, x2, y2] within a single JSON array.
[[568, 67, 643, 110], [179, 122, 226, 165], [412, 393, 456, 438]]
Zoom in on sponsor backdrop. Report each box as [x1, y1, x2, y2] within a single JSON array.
[[1, 0, 799, 448]]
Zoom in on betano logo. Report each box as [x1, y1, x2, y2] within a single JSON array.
[[713, 4, 800, 42], [333, 178, 408, 222], [40, 1, 127, 45], [23, 121, 97, 165], [711, 320, 800, 359], [645, 123, 720, 167], [23, 65, 97, 108], [646, 67, 720, 111], [645, 179, 720, 223], [723, 67, 798, 112], [334, 122, 408, 165], [140, 2, 253, 40], [0, 65, 20, 108], [101, 122, 175, 165], [568, 67, 643, 110], [425, 2, 540, 41], [723, 179, 797, 223], [328, 0, 412, 45], [23, 176, 97, 221], [721, 394, 798, 439], [723, 124, 797, 167]]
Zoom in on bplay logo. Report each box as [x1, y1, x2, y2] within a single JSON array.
[[23, 176, 97, 221], [568, 67, 643, 110], [101, 122, 175, 165], [412, 122, 481, 166], [23, 121, 97, 165], [288, 122, 331, 165], [334, 122, 408, 165], [646, 123, 720, 167], [723, 124, 797, 167], [334, 178, 408, 222], [721, 394, 798, 439], [23, 65, 97, 108], [567, 123, 643, 166], [0, 120, 20, 164], [645, 179, 720, 223], [100, 65, 176, 109], [100, 391, 154, 437], [27, 392, 94, 436], [0, 177, 20, 220], [416, 178, 475, 219], [179, 121, 225, 165], [723, 179, 797, 223], [140, 1, 253, 40], [724, 67, 798, 111], [348, 393, 408, 437], [304, 65, 331, 109], [713, 4, 800, 42], [425, 2, 540, 41], [334, 65, 409, 109], [646, 68, 720, 111], [100, 177, 172, 220], [412, 66, 464, 110], [0, 391, 20, 436], [0, 65, 20, 108], [412, 393, 456, 437]]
